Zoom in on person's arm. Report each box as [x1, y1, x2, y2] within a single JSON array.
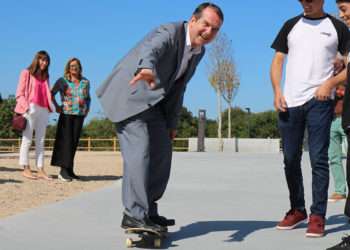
[[269, 17, 299, 112], [270, 52, 287, 112], [15, 70, 30, 113], [315, 67, 347, 101], [333, 54, 346, 76], [130, 24, 174, 88], [51, 78, 62, 113], [317, 17, 350, 100], [85, 80, 91, 116]]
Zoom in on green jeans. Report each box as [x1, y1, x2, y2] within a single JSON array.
[[328, 117, 347, 195]]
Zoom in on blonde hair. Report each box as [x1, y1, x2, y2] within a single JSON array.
[[64, 57, 83, 81]]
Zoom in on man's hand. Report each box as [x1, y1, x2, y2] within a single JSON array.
[[130, 68, 156, 89], [274, 91, 287, 112], [169, 129, 177, 140], [315, 81, 332, 101]]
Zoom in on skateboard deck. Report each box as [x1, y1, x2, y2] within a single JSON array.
[[125, 227, 166, 248]]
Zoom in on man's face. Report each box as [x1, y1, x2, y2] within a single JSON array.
[[299, 0, 324, 16], [338, 2, 350, 27], [188, 7, 222, 48]]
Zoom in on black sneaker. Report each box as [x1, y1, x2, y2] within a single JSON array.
[[68, 169, 81, 180], [121, 213, 166, 232], [58, 168, 72, 182], [327, 235, 350, 250], [150, 215, 175, 226]]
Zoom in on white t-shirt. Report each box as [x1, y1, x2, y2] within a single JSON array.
[[271, 14, 350, 107]]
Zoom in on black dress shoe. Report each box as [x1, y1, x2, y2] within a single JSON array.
[[121, 213, 166, 232], [150, 215, 175, 226], [68, 169, 81, 180], [58, 168, 72, 182]]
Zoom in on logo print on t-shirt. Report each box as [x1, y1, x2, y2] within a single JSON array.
[[320, 32, 331, 37]]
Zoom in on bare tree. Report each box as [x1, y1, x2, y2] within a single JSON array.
[[208, 69, 224, 151], [221, 59, 239, 138], [207, 33, 239, 150]]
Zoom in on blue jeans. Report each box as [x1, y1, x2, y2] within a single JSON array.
[[278, 98, 333, 217]]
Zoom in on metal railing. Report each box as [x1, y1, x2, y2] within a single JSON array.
[[0, 138, 189, 153]]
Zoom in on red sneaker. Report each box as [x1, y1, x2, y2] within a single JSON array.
[[306, 214, 325, 238], [276, 209, 307, 230]]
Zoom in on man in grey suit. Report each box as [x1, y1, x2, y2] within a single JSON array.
[[96, 2, 223, 232]]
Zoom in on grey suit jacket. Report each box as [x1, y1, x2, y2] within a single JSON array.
[[96, 21, 205, 129]]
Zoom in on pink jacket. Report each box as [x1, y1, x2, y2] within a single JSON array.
[[14, 69, 53, 114]]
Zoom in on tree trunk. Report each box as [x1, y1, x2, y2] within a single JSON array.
[[228, 104, 232, 138], [217, 88, 223, 152]]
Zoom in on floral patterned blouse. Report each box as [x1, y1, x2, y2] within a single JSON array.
[[51, 77, 91, 116]]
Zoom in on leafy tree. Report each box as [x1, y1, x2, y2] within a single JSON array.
[[176, 107, 219, 138], [249, 111, 279, 138], [222, 107, 246, 137], [206, 119, 218, 137], [0, 95, 19, 138], [83, 118, 116, 138], [221, 107, 279, 138], [176, 107, 197, 138]]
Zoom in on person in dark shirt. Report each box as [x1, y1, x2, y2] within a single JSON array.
[[51, 58, 90, 182]]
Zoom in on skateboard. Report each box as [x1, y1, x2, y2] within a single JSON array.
[[125, 227, 166, 248]]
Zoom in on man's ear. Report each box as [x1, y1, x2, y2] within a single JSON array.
[[189, 15, 198, 24]]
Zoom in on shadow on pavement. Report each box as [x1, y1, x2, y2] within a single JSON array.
[[155, 220, 278, 248], [0, 166, 22, 172], [80, 175, 122, 182], [326, 214, 350, 235], [0, 179, 22, 184], [158, 216, 350, 248]]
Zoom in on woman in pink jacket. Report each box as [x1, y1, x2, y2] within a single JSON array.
[[15, 50, 54, 180]]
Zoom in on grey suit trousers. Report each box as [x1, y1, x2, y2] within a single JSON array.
[[116, 104, 172, 220]]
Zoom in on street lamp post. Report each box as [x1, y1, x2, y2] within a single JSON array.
[[245, 107, 251, 138], [197, 109, 206, 152]]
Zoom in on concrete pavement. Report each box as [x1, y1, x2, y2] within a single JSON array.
[[1, 152, 349, 250]]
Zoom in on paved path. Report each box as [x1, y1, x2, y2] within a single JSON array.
[[1, 152, 349, 250]]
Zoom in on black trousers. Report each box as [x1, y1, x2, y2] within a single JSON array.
[[345, 133, 350, 217], [51, 113, 84, 170]]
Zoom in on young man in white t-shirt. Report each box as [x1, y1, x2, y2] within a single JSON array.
[[270, 0, 349, 238]]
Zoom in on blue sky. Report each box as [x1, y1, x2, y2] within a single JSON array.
[[0, 0, 340, 121]]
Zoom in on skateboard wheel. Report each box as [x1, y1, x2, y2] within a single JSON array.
[[126, 238, 133, 248], [154, 238, 161, 248]]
